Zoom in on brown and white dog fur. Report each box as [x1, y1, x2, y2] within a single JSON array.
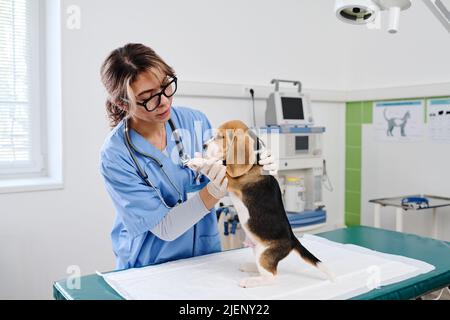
[[203, 120, 334, 288]]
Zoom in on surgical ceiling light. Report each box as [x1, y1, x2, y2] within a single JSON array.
[[335, 0, 380, 25], [335, 0, 411, 33], [335, 0, 450, 34]]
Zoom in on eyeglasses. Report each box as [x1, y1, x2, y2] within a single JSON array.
[[136, 76, 178, 112]]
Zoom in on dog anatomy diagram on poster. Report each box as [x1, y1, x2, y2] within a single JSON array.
[[373, 100, 425, 142], [427, 98, 450, 144]]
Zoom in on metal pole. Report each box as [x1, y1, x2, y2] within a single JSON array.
[[396, 208, 403, 232], [432, 208, 438, 239], [374, 204, 381, 228]]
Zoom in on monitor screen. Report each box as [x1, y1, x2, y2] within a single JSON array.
[[295, 136, 309, 152], [281, 97, 304, 120]]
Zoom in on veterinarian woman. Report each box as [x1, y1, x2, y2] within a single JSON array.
[[99, 43, 277, 270]]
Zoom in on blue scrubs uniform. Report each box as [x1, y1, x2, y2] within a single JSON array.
[[100, 106, 221, 270]]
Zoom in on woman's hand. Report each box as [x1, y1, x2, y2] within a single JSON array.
[[204, 161, 228, 199], [258, 149, 278, 176], [187, 155, 228, 208]]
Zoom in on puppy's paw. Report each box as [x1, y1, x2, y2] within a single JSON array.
[[239, 276, 275, 288], [239, 263, 258, 273]]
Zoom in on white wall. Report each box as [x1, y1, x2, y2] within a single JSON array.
[[361, 124, 450, 242], [343, 1, 450, 90], [0, 0, 350, 299], [72, 0, 353, 90]]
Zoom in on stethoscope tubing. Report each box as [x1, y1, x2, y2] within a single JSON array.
[[123, 117, 186, 208]]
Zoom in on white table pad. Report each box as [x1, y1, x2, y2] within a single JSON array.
[[100, 234, 434, 300]]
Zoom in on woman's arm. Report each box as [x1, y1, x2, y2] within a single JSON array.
[[150, 178, 224, 241], [199, 187, 219, 210], [101, 145, 226, 243], [150, 192, 212, 241]]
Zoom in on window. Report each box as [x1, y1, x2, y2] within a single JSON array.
[[0, 0, 44, 177]]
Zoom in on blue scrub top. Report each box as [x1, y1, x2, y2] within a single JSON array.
[[100, 106, 221, 270]]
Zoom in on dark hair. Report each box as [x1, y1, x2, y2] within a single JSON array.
[[100, 43, 176, 127]]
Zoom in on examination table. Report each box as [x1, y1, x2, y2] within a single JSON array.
[[53, 226, 450, 300]]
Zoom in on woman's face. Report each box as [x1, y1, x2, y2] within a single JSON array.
[[128, 70, 173, 124]]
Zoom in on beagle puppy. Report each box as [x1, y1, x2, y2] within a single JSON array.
[[199, 120, 334, 288]]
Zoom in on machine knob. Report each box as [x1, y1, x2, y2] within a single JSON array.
[[284, 162, 288, 167]]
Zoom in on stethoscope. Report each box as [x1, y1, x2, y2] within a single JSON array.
[[123, 117, 192, 209]]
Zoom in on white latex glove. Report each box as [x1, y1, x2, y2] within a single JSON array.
[[186, 154, 228, 200], [185, 153, 208, 172], [258, 149, 278, 176], [205, 162, 228, 200]]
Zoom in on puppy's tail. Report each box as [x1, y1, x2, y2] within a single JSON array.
[[292, 238, 336, 282], [292, 238, 321, 266]]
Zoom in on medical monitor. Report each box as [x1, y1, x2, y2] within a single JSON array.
[[265, 92, 314, 127]]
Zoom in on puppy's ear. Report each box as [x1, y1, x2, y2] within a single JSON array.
[[226, 129, 257, 178]]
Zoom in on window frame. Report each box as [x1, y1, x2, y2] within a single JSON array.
[[0, 0, 45, 177], [0, 0, 63, 193]]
